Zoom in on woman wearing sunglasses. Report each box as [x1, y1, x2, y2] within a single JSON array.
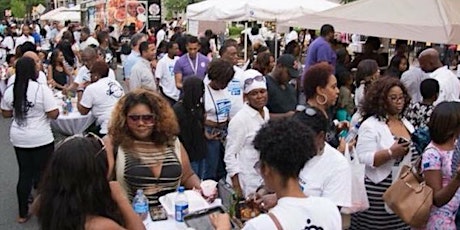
[[77, 60, 124, 137], [1, 57, 59, 223], [35, 135, 145, 230], [350, 77, 416, 229], [211, 119, 341, 229], [106, 89, 203, 206], [224, 69, 269, 198]]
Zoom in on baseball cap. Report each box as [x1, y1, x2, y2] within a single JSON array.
[[277, 54, 299, 78]]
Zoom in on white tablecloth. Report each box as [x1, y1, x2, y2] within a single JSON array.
[[51, 111, 96, 136]]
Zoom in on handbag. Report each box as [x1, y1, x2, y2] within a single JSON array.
[[382, 157, 433, 228], [341, 143, 369, 214]]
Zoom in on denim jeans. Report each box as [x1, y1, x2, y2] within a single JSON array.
[[204, 139, 226, 181], [190, 158, 206, 179]]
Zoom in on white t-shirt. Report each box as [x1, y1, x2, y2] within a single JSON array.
[[79, 77, 124, 134], [243, 196, 341, 230], [430, 66, 460, 105], [7, 71, 48, 87], [156, 29, 166, 48], [15, 35, 35, 49], [155, 55, 180, 100], [203, 66, 244, 117], [1, 80, 58, 147], [80, 36, 99, 50], [204, 83, 232, 123], [298, 143, 352, 208], [74, 65, 116, 84], [2, 36, 15, 54]]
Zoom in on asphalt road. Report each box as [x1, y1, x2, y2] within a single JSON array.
[[0, 66, 126, 229]]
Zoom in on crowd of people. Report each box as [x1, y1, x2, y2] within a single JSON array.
[[1, 17, 460, 230]]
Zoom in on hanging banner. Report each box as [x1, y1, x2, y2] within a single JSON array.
[[107, 0, 148, 34], [147, 0, 161, 31]]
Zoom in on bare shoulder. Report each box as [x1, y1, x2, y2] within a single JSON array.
[[86, 216, 126, 230]]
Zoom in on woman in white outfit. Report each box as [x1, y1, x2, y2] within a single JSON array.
[[224, 69, 269, 197]]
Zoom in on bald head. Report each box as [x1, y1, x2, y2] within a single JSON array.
[[81, 47, 99, 68], [418, 48, 442, 73]]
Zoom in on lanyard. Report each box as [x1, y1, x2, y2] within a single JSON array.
[[187, 54, 198, 76]]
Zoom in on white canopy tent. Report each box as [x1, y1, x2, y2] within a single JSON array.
[[187, 0, 339, 22], [281, 0, 460, 44], [186, 0, 339, 58], [40, 7, 67, 21], [48, 10, 81, 22]]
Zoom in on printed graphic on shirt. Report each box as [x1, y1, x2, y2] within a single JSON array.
[[168, 65, 174, 77], [215, 99, 231, 121], [107, 82, 123, 98], [227, 79, 241, 96], [304, 218, 324, 230]]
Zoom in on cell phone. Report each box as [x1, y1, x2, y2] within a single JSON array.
[[150, 205, 168, 221], [398, 137, 410, 144], [184, 206, 228, 230]]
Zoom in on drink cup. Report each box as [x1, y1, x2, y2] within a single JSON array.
[[200, 179, 217, 197]]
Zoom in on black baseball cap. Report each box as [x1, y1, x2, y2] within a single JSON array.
[[277, 54, 299, 78]]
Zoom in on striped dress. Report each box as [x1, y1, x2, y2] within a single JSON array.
[[350, 142, 419, 230], [116, 140, 182, 206]]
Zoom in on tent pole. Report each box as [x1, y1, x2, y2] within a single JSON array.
[[244, 22, 248, 61], [274, 19, 278, 59]]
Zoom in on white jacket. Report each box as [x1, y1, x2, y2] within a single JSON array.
[[356, 116, 414, 183], [224, 103, 269, 196]]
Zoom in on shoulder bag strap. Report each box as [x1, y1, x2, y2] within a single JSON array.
[[206, 84, 220, 123], [268, 212, 283, 230]]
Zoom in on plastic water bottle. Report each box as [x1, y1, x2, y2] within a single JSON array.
[[65, 98, 72, 113], [132, 189, 149, 221], [175, 186, 189, 222], [345, 123, 361, 143]]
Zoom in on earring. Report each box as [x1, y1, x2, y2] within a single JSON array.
[[316, 94, 328, 105]]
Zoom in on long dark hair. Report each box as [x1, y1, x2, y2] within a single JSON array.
[[13, 57, 36, 126], [50, 48, 63, 69], [56, 40, 76, 67], [37, 136, 122, 230], [182, 77, 205, 120]]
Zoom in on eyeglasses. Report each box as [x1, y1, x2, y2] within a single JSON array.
[[244, 75, 265, 89], [304, 107, 317, 116], [127, 114, 155, 123], [388, 95, 406, 103], [85, 132, 106, 157]]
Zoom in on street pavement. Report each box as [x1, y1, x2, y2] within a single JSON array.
[[0, 65, 125, 229]]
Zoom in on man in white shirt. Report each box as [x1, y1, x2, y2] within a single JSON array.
[[400, 54, 429, 103], [155, 41, 180, 105], [156, 24, 167, 49], [64, 47, 116, 93], [15, 24, 35, 49], [419, 48, 460, 105], [79, 27, 99, 50], [129, 41, 157, 91], [225, 69, 269, 197]]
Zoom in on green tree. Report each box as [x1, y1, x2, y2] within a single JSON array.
[[11, 0, 25, 18], [165, 0, 188, 14]]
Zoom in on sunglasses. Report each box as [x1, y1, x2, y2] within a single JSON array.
[[244, 75, 265, 88], [85, 132, 106, 157], [127, 114, 155, 123]]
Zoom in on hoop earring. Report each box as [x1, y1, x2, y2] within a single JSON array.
[[316, 94, 328, 105]]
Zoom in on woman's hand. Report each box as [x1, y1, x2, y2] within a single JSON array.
[[204, 130, 220, 140], [209, 213, 231, 230], [337, 137, 356, 154], [246, 193, 277, 212], [337, 120, 350, 132], [193, 187, 218, 203], [389, 140, 410, 158]]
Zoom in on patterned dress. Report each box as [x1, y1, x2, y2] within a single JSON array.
[[116, 140, 182, 206], [404, 102, 434, 130], [350, 141, 419, 230], [420, 143, 460, 229]]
